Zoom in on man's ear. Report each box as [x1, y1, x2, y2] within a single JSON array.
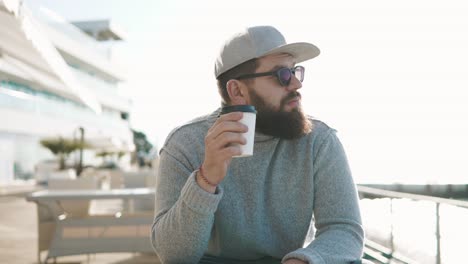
[[226, 79, 247, 105]]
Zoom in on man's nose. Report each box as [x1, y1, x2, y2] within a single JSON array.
[[286, 74, 302, 92]]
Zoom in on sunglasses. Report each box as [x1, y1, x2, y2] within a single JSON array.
[[235, 66, 305, 87]]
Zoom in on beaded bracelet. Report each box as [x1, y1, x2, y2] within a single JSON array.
[[198, 165, 217, 187]]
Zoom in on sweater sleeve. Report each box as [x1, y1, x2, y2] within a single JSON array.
[[283, 130, 364, 264], [151, 148, 224, 264]]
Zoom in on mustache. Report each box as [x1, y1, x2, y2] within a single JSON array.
[[281, 91, 301, 106]]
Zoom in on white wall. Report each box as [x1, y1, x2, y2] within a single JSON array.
[[0, 137, 14, 185]]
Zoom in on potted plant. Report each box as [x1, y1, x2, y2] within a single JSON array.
[[40, 137, 87, 170], [96, 150, 126, 169]]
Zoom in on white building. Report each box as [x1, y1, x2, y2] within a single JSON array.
[[0, 0, 134, 185]]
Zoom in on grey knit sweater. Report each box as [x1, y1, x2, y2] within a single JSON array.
[[151, 109, 364, 264]]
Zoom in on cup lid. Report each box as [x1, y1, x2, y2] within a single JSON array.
[[220, 105, 257, 114]]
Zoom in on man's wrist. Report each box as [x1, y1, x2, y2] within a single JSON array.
[[199, 165, 218, 187], [196, 170, 217, 194]]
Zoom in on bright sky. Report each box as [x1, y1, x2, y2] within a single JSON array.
[[26, 0, 468, 184]]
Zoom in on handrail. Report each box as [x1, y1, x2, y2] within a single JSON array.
[[364, 239, 417, 264], [358, 185, 468, 264], [358, 185, 468, 208]]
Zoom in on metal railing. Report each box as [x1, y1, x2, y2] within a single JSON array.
[[363, 238, 417, 264], [358, 185, 468, 264]]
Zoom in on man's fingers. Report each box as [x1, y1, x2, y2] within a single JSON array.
[[213, 132, 246, 149], [206, 132, 245, 153], [219, 111, 243, 122], [202, 111, 246, 183], [221, 145, 242, 158], [208, 112, 243, 133], [208, 121, 248, 141]]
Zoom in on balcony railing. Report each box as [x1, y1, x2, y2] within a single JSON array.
[[0, 86, 127, 129], [358, 185, 468, 264]]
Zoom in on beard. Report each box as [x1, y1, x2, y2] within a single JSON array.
[[248, 89, 313, 139]]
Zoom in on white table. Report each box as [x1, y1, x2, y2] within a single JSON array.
[[27, 188, 155, 200], [26, 188, 156, 263], [27, 188, 155, 213]]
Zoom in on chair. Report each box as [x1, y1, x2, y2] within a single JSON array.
[[28, 187, 156, 263], [107, 169, 124, 189], [47, 176, 99, 217], [121, 170, 155, 212], [33, 177, 98, 263], [45, 214, 155, 260]]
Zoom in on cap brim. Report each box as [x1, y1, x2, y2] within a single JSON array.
[[263, 42, 320, 63]]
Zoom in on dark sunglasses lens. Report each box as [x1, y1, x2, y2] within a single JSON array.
[[278, 68, 292, 86], [294, 66, 304, 82]]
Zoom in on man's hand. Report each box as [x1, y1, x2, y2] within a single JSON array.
[[283, 259, 308, 264], [197, 112, 248, 193]]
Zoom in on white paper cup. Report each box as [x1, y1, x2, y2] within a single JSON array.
[[220, 105, 256, 157]]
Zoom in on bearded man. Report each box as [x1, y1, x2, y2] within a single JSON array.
[[151, 26, 365, 264]]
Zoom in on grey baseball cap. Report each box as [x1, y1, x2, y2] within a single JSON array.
[[214, 25, 320, 78]]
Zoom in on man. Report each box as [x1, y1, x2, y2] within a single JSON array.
[[151, 26, 365, 264]]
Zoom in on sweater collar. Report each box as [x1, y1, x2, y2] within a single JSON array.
[[254, 131, 276, 142]]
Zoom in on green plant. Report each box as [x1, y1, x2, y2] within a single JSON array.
[[96, 151, 126, 160], [132, 129, 153, 167], [40, 137, 88, 170]]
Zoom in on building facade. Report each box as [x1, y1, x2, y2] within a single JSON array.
[[0, 0, 134, 184]]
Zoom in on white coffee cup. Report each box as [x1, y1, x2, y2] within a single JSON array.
[[220, 105, 257, 157]]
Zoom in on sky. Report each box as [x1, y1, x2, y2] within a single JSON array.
[[25, 0, 468, 184]]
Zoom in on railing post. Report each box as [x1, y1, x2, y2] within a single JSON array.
[[390, 198, 395, 258], [436, 203, 441, 264]]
